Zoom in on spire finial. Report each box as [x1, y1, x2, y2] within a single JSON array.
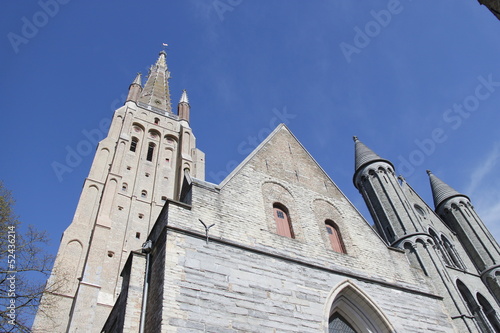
[[426, 170, 432, 175], [132, 72, 142, 86], [178, 89, 190, 122], [179, 89, 189, 104], [160, 43, 168, 56], [353, 136, 359, 142]]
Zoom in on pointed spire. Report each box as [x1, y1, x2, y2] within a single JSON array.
[[126, 73, 143, 103], [353, 136, 394, 174], [179, 89, 189, 104], [132, 72, 142, 86], [427, 170, 469, 210], [138, 51, 172, 113], [353, 136, 394, 188]]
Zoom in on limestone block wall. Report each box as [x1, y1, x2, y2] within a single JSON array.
[[157, 230, 454, 333], [102, 251, 146, 333]]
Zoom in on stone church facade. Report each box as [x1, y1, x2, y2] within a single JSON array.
[[34, 51, 500, 332]]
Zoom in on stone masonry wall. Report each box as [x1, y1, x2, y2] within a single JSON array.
[[149, 126, 456, 332]]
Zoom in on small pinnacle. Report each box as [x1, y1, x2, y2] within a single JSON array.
[[353, 136, 359, 142], [426, 170, 432, 175], [132, 72, 142, 86], [179, 89, 189, 104], [398, 175, 405, 181]]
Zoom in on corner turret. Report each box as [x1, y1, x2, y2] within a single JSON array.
[[177, 89, 190, 122], [427, 170, 500, 302], [126, 73, 142, 103], [353, 136, 394, 189], [427, 170, 469, 211], [353, 137, 422, 244]]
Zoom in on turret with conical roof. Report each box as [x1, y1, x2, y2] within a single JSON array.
[[427, 170, 469, 211], [178, 89, 190, 122], [353, 136, 394, 188], [427, 170, 500, 302], [126, 72, 142, 103], [353, 137, 422, 244]]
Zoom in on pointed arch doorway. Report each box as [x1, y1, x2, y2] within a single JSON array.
[[325, 280, 395, 333]]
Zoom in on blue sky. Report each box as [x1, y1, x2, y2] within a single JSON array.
[[1, 1, 500, 262]]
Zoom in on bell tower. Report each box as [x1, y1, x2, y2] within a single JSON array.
[[33, 50, 205, 332]]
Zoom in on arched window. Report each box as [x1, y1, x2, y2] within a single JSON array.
[[429, 229, 451, 266], [477, 293, 500, 332], [404, 241, 428, 276], [154, 117, 160, 125], [441, 236, 463, 269], [141, 190, 147, 198], [146, 142, 155, 161], [325, 220, 346, 254], [457, 280, 490, 333], [273, 204, 293, 238], [121, 183, 127, 192], [130, 137, 138, 152]]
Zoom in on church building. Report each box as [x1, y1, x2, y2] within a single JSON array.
[[33, 50, 500, 333]]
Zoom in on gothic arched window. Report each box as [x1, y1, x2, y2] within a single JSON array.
[[325, 220, 346, 254], [130, 137, 138, 152], [327, 281, 395, 333], [273, 204, 293, 238]]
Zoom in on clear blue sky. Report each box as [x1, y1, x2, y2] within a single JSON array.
[[1, 1, 500, 261]]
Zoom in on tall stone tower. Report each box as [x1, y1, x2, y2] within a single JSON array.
[[353, 136, 424, 244], [353, 137, 500, 332], [428, 170, 500, 303], [33, 50, 205, 332]]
